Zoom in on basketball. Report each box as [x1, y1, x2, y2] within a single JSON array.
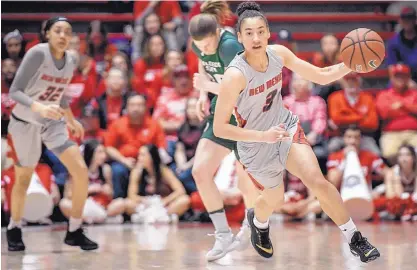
[[340, 28, 385, 73]]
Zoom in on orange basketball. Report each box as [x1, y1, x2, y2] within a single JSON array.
[[340, 28, 385, 73]]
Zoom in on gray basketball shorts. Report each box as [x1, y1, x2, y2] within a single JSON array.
[[8, 114, 75, 167], [236, 122, 308, 190]]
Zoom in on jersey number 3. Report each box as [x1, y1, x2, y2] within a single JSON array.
[[262, 89, 278, 112], [39, 86, 64, 102]]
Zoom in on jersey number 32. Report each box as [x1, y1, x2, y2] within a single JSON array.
[[39, 86, 64, 102]]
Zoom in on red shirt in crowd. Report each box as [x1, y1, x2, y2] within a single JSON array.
[[106, 96, 124, 128], [327, 150, 385, 184], [67, 71, 96, 118], [105, 115, 166, 158], [376, 88, 417, 132], [132, 59, 165, 94], [133, 1, 182, 24]]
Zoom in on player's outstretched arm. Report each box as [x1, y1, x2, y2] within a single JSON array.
[[270, 45, 351, 86], [213, 67, 289, 143]]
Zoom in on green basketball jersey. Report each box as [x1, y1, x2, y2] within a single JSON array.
[[192, 30, 243, 114]]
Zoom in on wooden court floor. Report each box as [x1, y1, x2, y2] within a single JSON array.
[[1, 221, 416, 270]]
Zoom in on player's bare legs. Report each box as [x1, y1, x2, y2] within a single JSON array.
[[7, 165, 34, 251], [254, 183, 285, 223], [59, 145, 98, 250], [286, 143, 380, 262]]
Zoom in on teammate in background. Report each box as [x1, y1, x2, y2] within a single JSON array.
[[6, 17, 98, 251], [189, 0, 259, 261], [213, 2, 380, 263]]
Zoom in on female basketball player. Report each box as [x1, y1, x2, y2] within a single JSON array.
[[213, 2, 380, 263], [7, 17, 98, 251], [189, 0, 259, 261]]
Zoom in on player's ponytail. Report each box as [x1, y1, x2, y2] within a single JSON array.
[[235, 1, 268, 32], [189, 0, 231, 41]]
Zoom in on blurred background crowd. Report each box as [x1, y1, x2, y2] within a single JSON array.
[[1, 1, 417, 227]]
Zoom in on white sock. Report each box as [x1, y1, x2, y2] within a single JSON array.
[[253, 215, 269, 229], [338, 218, 357, 243], [69, 217, 82, 232], [8, 219, 22, 230]]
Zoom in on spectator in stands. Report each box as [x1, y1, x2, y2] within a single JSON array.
[[133, 1, 184, 51], [25, 20, 47, 51], [277, 29, 295, 97], [284, 73, 328, 163], [313, 34, 343, 101], [125, 144, 190, 219], [386, 6, 417, 83], [279, 172, 320, 220], [173, 97, 204, 194], [69, 34, 81, 51], [67, 50, 96, 118], [69, 35, 98, 86], [382, 145, 417, 220], [327, 125, 386, 191], [132, 34, 166, 97], [1, 59, 17, 136], [79, 101, 105, 142], [82, 20, 118, 76], [131, 13, 162, 62], [2, 30, 24, 67], [148, 50, 185, 108], [385, 145, 417, 198], [96, 68, 129, 130], [327, 73, 380, 155], [105, 94, 166, 198], [97, 52, 132, 97], [60, 139, 125, 224], [376, 64, 417, 163], [153, 65, 196, 142]]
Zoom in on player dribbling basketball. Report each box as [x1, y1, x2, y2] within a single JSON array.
[[6, 17, 98, 251], [213, 2, 380, 262]]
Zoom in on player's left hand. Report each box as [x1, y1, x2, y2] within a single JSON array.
[[67, 120, 85, 140]]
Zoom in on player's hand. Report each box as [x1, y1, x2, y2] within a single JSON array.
[[37, 104, 65, 120], [196, 95, 208, 121], [262, 124, 291, 144], [67, 120, 85, 140], [193, 73, 209, 91]]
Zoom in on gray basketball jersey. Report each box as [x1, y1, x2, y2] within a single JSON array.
[[227, 46, 299, 185], [12, 43, 75, 125]]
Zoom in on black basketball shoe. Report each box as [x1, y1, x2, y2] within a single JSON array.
[[64, 227, 98, 251], [7, 227, 25, 251], [349, 231, 380, 263], [247, 208, 273, 258]]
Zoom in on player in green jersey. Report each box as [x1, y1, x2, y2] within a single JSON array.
[[188, 0, 259, 262]]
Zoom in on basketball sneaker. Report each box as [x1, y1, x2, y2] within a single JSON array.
[[64, 227, 98, 251], [206, 230, 234, 261], [230, 222, 251, 251], [7, 227, 25, 251], [349, 231, 380, 263], [247, 208, 273, 258]]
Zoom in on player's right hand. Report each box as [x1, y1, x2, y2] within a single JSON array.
[[262, 124, 291, 144], [196, 96, 208, 121], [38, 104, 65, 120]]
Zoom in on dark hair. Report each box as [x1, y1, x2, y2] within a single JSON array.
[[397, 144, 417, 172], [44, 16, 71, 32], [82, 139, 101, 168], [140, 144, 163, 195], [189, 0, 231, 40], [40, 20, 48, 43], [236, 2, 268, 32], [143, 34, 166, 66], [140, 13, 162, 55], [342, 124, 361, 136], [86, 21, 108, 58]]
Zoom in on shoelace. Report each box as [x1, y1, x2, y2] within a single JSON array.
[[257, 229, 270, 246], [356, 237, 373, 253]]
